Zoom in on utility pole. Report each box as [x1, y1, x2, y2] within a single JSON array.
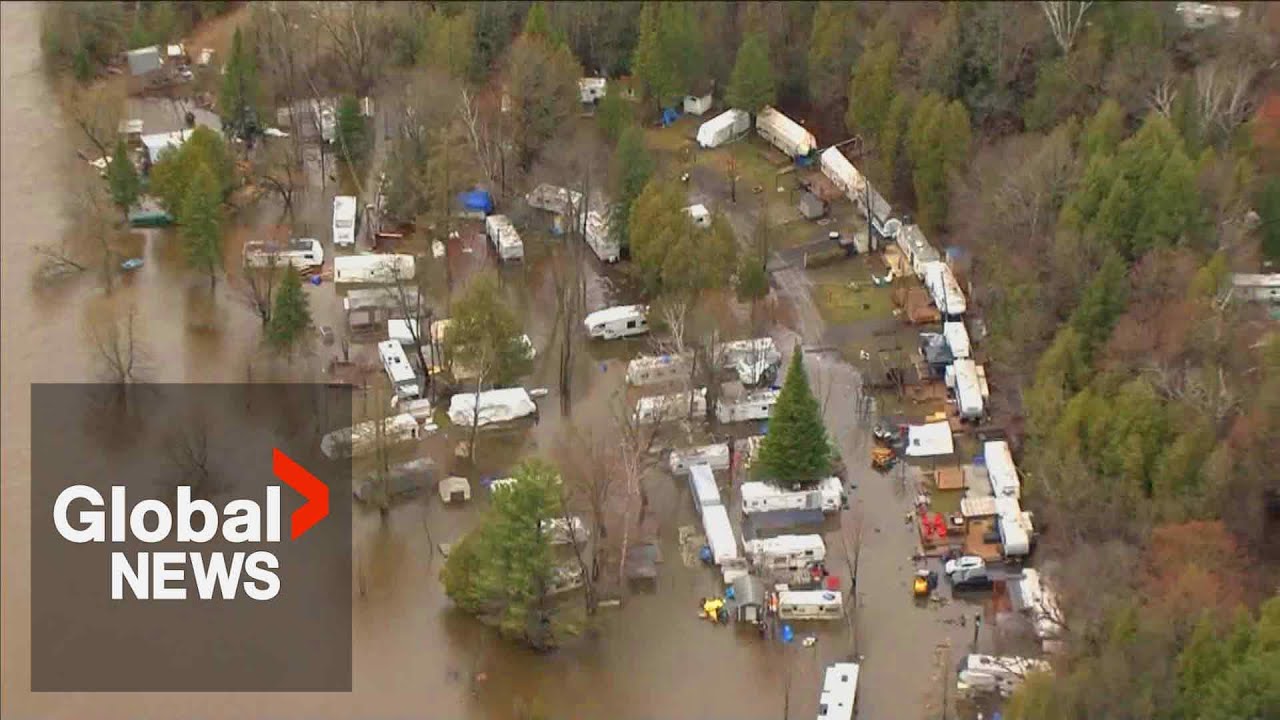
[[971, 612, 982, 654]]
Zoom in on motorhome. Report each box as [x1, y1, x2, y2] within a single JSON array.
[[696, 108, 750, 148], [775, 590, 844, 620], [446, 387, 537, 428], [716, 383, 779, 423], [944, 321, 971, 359], [484, 214, 524, 262], [922, 261, 967, 317], [332, 195, 357, 247], [956, 654, 1051, 698], [320, 413, 422, 459], [718, 337, 782, 386], [741, 477, 846, 515], [541, 517, 588, 545], [817, 663, 860, 720], [669, 443, 731, 475], [333, 254, 415, 284], [949, 359, 985, 420], [585, 209, 620, 263], [745, 534, 826, 572], [688, 463, 722, 513], [584, 304, 649, 339], [755, 106, 816, 158], [377, 340, 421, 401], [634, 388, 707, 425], [819, 147, 866, 203], [984, 441, 1021, 498], [701, 503, 740, 567], [626, 352, 693, 387], [244, 237, 324, 272]]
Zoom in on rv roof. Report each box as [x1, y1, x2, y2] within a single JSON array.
[[818, 663, 859, 720], [585, 304, 646, 324]]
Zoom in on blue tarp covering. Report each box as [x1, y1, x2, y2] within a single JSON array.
[[458, 190, 494, 215], [660, 107, 680, 127]]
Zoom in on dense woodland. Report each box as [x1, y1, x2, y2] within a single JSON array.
[[43, 1, 1280, 715]]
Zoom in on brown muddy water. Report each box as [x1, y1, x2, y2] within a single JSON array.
[[2, 4, 992, 718]]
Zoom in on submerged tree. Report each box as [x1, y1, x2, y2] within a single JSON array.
[[267, 266, 312, 355], [219, 28, 260, 142], [106, 139, 139, 219], [755, 345, 832, 487], [179, 164, 223, 291]]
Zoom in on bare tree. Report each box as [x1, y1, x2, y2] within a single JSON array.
[[237, 261, 281, 327], [252, 139, 304, 221], [384, 263, 435, 398], [1195, 61, 1256, 140], [611, 397, 661, 591], [1148, 78, 1178, 118], [458, 87, 500, 194], [1040, 1, 1093, 56], [64, 78, 125, 160], [86, 305, 146, 385], [310, 1, 387, 96], [34, 241, 88, 278]]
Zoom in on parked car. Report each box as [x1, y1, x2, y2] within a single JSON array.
[[945, 555, 987, 585]]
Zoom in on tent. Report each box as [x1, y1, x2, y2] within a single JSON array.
[[457, 190, 494, 216]]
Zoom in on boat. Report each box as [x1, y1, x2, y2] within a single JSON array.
[[120, 258, 144, 271]]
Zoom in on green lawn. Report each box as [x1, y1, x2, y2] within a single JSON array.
[[813, 282, 895, 326]]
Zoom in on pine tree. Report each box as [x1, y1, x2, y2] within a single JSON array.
[[596, 89, 632, 144], [335, 96, 366, 165], [807, 2, 857, 111], [846, 39, 898, 139], [631, 2, 679, 110], [179, 163, 223, 290], [218, 28, 260, 141], [106, 139, 140, 218], [755, 345, 832, 487], [268, 266, 312, 354], [726, 32, 776, 115], [611, 126, 654, 251], [522, 2, 554, 43]]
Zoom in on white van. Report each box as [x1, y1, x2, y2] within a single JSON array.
[[377, 340, 420, 401], [244, 238, 324, 272], [333, 195, 357, 247], [776, 590, 844, 620], [584, 304, 648, 339]]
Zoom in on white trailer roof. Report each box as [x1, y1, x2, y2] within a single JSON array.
[[819, 147, 866, 198], [953, 359, 984, 418], [818, 663, 860, 720], [689, 463, 722, 508], [984, 441, 1020, 497], [944, 321, 971, 359], [696, 108, 749, 146], [905, 421, 954, 457], [756, 106, 816, 156], [745, 534, 825, 558], [923, 261, 967, 316], [670, 443, 730, 473], [584, 304, 647, 326], [778, 589, 842, 605], [446, 388, 536, 427], [701, 504, 738, 564], [333, 254, 415, 283]]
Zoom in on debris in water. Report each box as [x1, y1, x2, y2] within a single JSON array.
[[802, 636, 817, 647], [120, 258, 144, 271]]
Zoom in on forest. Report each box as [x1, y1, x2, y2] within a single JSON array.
[[41, 1, 1280, 716]]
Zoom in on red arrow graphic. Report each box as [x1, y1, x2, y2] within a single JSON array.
[[273, 448, 328, 540]]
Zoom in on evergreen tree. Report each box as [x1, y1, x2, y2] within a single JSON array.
[[1069, 252, 1129, 363], [106, 139, 139, 218], [907, 95, 971, 233], [726, 32, 776, 114], [149, 126, 235, 214], [631, 3, 676, 110], [218, 28, 260, 141], [268, 266, 312, 354], [596, 88, 632, 144], [610, 126, 654, 251], [845, 39, 898, 139], [179, 164, 223, 291], [1082, 99, 1126, 163], [445, 274, 533, 386], [522, 2, 554, 43], [755, 345, 832, 487], [335, 96, 366, 165], [807, 2, 857, 111]]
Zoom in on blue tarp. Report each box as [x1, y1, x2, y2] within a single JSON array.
[[458, 190, 494, 215], [660, 107, 680, 127]]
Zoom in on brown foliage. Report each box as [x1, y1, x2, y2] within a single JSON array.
[[1142, 521, 1247, 619]]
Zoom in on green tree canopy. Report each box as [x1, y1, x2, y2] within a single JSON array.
[[444, 274, 533, 386], [726, 32, 776, 114], [335, 96, 367, 165], [179, 163, 224, 290], [610, 125, 654, 250], [755, 345, 832, 487], [630, 2, 700, 110], [149, 126, 235, 214], [506, 34, 581, 169], [596, 87, 632, 144], [421, 9, 476, 80], [845, 38, 898, 140], [106, 139, 140, 217], [629, 179, 737, 296], [267, 266, 312, 353], [807, 2, 859, 111], [906, 94, 971, 233], [218, 28, 260, 141]]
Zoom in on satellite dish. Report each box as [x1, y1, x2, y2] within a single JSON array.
[[883, 218, 902, 238]]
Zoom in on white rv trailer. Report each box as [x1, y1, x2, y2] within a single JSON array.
[[333, 254, 415, 284], [634, 388, 707, 425], [896, 225, 942, 277], [669, 442, 731, 475], [718, 336, 783, 385], [999, 507, 1034, 557], [584, 304, 649, 339], [332, 195, 357, 247], [578, 77, 607, 104], [696, 108, 750, 148], [701, 503, 739, 566], [541, 516, 589, 545], [744, 534, 826, 571], [922, 261, 967, 317], [585, 209, 620, 263], [688, 463, 722, 513], [756, 106, 816, 158], [944, 321, 971, 359], [951, 359, 985, 420], [377, 340, 421, 401], [817, 663, 860, 720], [446, 387, 537, 428], [740, 477, 846, 515], [983, 441, 1021, 498], [715, 384, 779, 423], [526, 184, 584, 217], [484, 214, 524, 262], [244, 237, 324, 272], [320, 413, 422, 459], [956, 654, 1051, 698], [1012, 569, 1064, 641], [626, 352, 694, 387], [819, 147, 866, 201], [775, 590, 844, 620], [684, 204, 711, 228]]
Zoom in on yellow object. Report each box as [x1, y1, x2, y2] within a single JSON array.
[[913, 576, 929, 597], [927, 411, 947, 423], [872, 446, 894, 469]]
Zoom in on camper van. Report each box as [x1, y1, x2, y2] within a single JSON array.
[[817, 663, 860, 720], [585, 209, 620, 263], [669, 443, 731, 475], [819, 147, 867, 203], [484, 214, 524, 262], [377, 340, 421, 401], [627, 352, 693, 387], [775, 590, 844, 620], [745, 534, 826, 572], [716, 384, 779, 423], [320, 413, 422, 459], [333, 254, 415, 284], [244, 238, 324, 272], [696, 108, 750, 148], [755, 106, 816, 158], [333, 195, 357, 247], [541, 517, 588, 545], [634, 388, 707, 425], [688, 463, 722, 513], [584, 304, 649, 339], [741, 477, 846, 515], [956, 654, 1051, 698]]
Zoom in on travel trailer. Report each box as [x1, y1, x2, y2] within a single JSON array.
[[819, 147, 866, 202], [817, 663, 860, 720], [984, 441, 1021, 497], [541, 517, 588, 545], [744, 534, 826, 572], [688, 463, 722, 513], [484, 214, 524, 262], [950, 359, 985, 420], [446, 387, 537, 428], [377, 340, 421, 401], [320, 413, 422, 460], [634, 388, 707, 425], [626, 352, 693, 387], [669, 443, 731, 475], [944, 321, 971, 359], [775, 590, 844, 620], [333, 254, 415, 284], [332, 195, 357, 247], [922, 261, 967, 317], [740, 477, 846, 515], [696, 108, 750, 148], [701, 504, 740, 567], [244, 238, 324, 272], [718, 337, 782, 386], [584, 304, 649, 339], [956, 654, 1051, 698], [526, 184, 585, 217], [756, 106, 816, 158], [585, 209, 620, 263], [715, 383, 779, 423]]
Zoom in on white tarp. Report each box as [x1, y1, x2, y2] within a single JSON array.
[[447, 388, 536, 427], [905, 421, 955, 457]]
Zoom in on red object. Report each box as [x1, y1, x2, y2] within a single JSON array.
[[824, 576, 840, 591]]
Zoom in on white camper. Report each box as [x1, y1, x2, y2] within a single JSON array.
[[715, 384, 779, 423], [578, 77, 607, 104], [320, 413, 422, 459], [696, 108, 750, 148], [378, 340, 421, 401], [776, 590, 844, 620], [922, 261, 967, 317], [819, 147, 867, 201], [745, 534, 826, 572], [999, 509, 1034, 558], [332, 195, 357, 247], [634, 388, 707, 425], [701, 503, 739, 566], [684, 204, 711, 228], [585, 209, 620, 263], [896, 225, 941, 277], [526, 184, 585, 217], [817, 663, 860, 720], [333, 254, 415, 284], [944, 321, 971, 359], [718, 337, 782, 386], [244, 238, 324, 272], [669, 443, 732, 475], [627, 352, 694, 387], [951, 359, 985, 420], [1012, 569, 1064, 641], [756, 106, 816, 158], [740, 477, 845, 515], [584, 304, 649, 339], [688, 463, 722, 513], [956, 654, 1051, 698], [683, 92, 712, 116], [484, 214, 524, 262], [541, 516, 589, 545], [446, 387, 537, 428], [983, 441, 1021, 498]]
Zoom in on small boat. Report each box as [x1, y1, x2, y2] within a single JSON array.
[[120, 258, 144, 271]]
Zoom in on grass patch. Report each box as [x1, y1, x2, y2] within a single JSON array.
[[813, 282, 895, 326], [772, 218, 824, 250]]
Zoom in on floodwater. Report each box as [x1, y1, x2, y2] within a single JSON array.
[[2, 4, 991, 718]]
